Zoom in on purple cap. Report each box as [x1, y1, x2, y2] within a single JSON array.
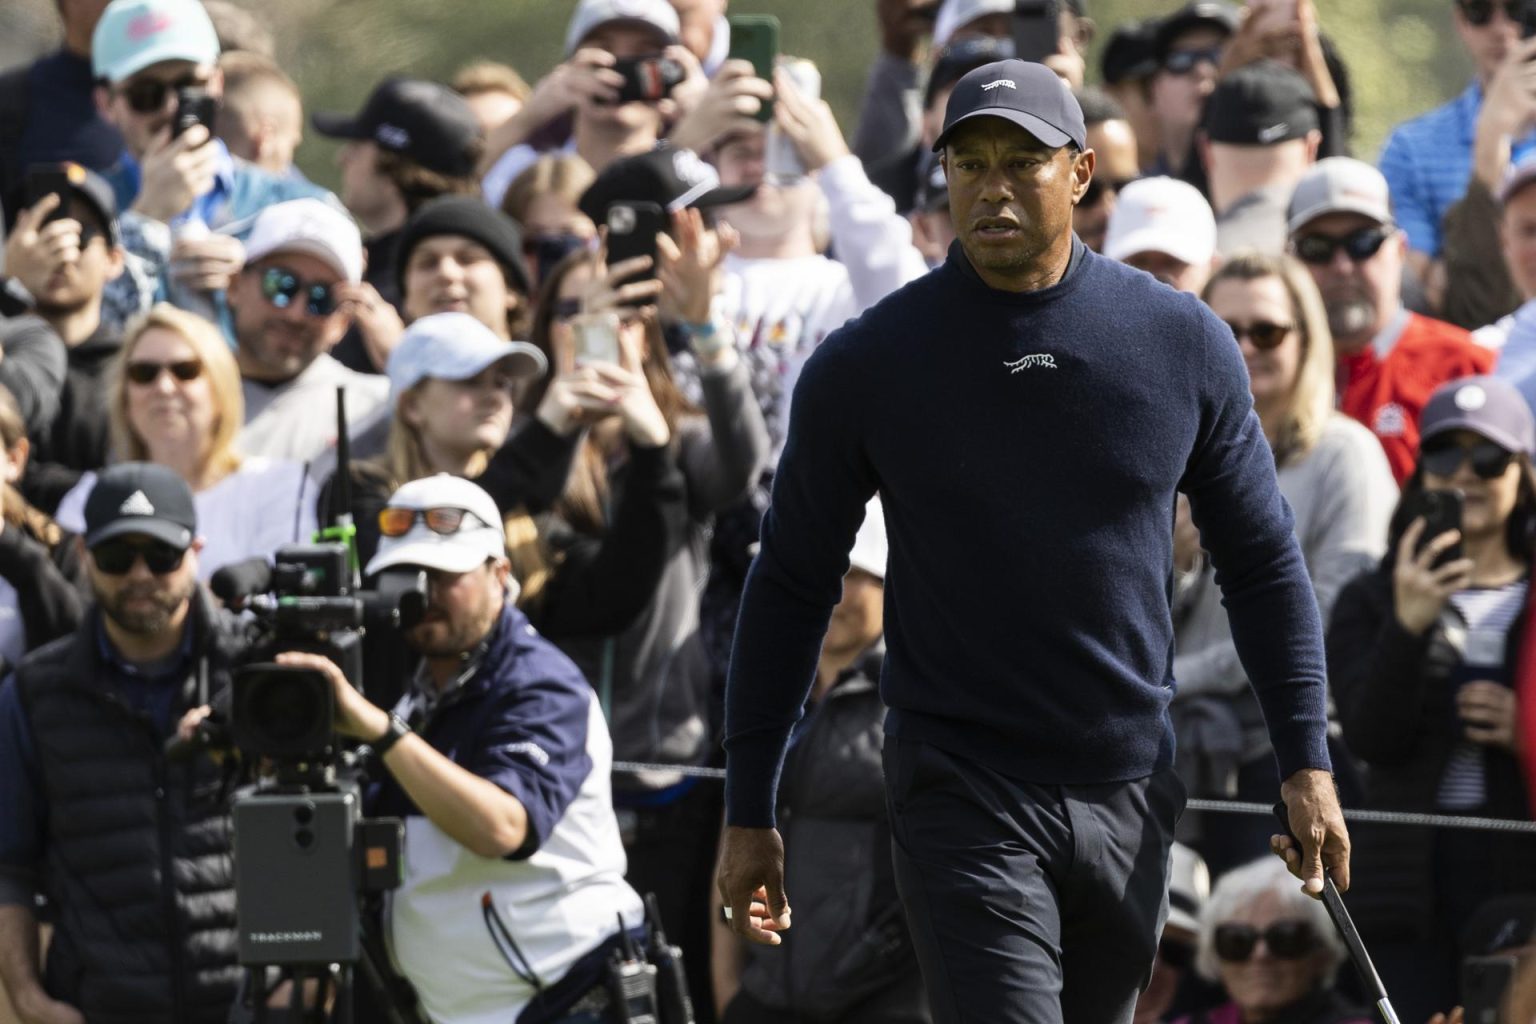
[[1420, 376, 1536, 456]]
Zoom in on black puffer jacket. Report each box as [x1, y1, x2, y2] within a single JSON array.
[[738, 647, 929, 1021], [1326, 560, 1532, 939], [14, 589, 245, 1023]]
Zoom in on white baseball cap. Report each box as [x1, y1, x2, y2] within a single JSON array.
[[243, 198, 364, 284], [92, 0, 220, 85], [386, 313, 547, 401], [1286, 157, 1393, 235], [1166, 842, 1210, 935], [848, 498, 889, 581], [365, 475, 506, 577], [933, 0, 1015, 49], [565, 0, 680, 57], [1103, 177, 1217, 267]]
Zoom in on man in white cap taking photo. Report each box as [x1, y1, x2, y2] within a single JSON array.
[[227, 197, 390, 462], [280, 473, 648, 1024]]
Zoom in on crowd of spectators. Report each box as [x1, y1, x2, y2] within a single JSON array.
[[0, 0, 1533, 1021]]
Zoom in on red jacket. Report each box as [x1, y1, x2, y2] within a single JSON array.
[[1338, 310, 1495, 484]]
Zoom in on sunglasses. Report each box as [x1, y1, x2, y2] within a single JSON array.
[[1420, 438, 1516, 479], [1292, 227, 1391, 266], [1458, 0, 1524, 26], [118, 74, 204, 114], [1082, 175, 1138, 207], [259, 266, 337, 317], [552, 296, 584, 323], [378, 506, 494, 538], [125, 359, 202, 386], [1162, 47, 1223, 75], [1223, 320, 1294, 350], [91, 538, 187, 576], [1213, 921, 1317, 963]]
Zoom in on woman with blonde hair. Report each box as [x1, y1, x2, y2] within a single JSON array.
[[54, 304, 315, 579], [1171, 252, 1397, 876], [0, 383, 84, 670]]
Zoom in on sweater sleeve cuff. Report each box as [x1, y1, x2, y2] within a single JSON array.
[[724, 734, 790, 828], [1270, 720, 1333, 781]]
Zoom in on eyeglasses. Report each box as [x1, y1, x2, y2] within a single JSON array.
[[378, 506, 494, 538], [551, 296, 584, 323], [125, 359, 202, 386], [1213, 921, 1317, 963], [117, 73, 205, 114], [259, 266, 337, 317], [1082, 175, 1138, 207], [91, 538, 187, 576], [1158, 938, 1196, 971], [1223, 320, 1294, 350], [1420, 438, 1516, 479], [1458, 0, 1524, 26], [1292, 227, 1391, 266], [1162, 47, 1223, 75]]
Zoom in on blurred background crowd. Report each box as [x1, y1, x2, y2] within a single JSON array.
[[2, 0, 1536, 1022]]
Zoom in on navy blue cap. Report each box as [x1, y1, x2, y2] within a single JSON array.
[[931, 59, 1087, 154]]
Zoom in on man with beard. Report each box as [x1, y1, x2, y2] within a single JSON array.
[[1288, 157, 1492, 483], [227, 197, 389, 463], [284, 475, 646, 1024], [718, 59, 1348, 1024], [0, 462, 245, 1023]]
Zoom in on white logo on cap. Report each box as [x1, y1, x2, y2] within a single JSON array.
[[981, 79, 1017, 92], [1456, 384, 1489, 411], [1257, 122, 1290, 144], [119, 490, 156, 516], [376, 124, 410, 150], [1373, 402, 1407, 438]]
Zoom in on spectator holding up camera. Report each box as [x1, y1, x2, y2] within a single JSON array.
[[90, 0, 334, 322], [481, 0, 716, 208]]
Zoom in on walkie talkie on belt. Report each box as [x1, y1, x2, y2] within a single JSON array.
[[645, 894, 695, 1024], [605, 915, 659, 1024]]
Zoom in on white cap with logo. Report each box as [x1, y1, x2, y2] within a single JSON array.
[[1103, 176, 1217, 267], [1286, 157, 1393, 236], [565, 0, 681, 57], [365, 475, 507, 577], [386, 313, 548, 402], [243, 198, 364, 284], [847, 498, 889, 581]]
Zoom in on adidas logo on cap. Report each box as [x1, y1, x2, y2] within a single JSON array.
[[118, 490, 156, 517]]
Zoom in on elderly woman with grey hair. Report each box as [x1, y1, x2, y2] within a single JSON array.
[[1173, 856, 1368, 1024]]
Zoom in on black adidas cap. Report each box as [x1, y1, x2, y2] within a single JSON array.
[[83, 462, 197, 550], [932, 59, 1087, 154]]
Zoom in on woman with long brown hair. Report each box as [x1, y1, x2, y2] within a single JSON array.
[[0, 384, 84, 671]]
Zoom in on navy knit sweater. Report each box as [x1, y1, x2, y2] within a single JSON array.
[[723, 240, 1332, 828]]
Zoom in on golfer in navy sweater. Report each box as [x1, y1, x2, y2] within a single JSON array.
[[717, 60, 1351, 1023]]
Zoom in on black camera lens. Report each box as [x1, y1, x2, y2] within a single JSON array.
[[250, 672, 325, 744]]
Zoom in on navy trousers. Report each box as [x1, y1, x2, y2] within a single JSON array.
[[884, 736, 1185, 1024]]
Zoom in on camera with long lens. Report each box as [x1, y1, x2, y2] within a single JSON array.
[[205, 543, 427, 1018]]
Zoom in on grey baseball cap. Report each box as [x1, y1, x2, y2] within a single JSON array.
[[1287, 157, 1393, 235], [1420, 376, 1536, 456]]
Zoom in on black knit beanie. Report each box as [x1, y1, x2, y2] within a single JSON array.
[[395, 195, 531, 299]]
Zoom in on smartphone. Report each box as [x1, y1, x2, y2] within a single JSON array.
[[23, 167, 73, 225], [1012, 0, 1062, 64], [605, 199, 666, 270], [727, 14, 780, 122], [571, 311, 622, 366], [172, 85, 219, 139], [1406, 489, 1464, 568], [765, 59, 821, 183], [609, 56, 686, 104], [1462, 955, 1518, 1024]]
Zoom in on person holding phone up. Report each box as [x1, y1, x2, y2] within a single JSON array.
[[1326, 375, 1536, 1021]]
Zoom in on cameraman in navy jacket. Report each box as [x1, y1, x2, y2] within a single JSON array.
[[286, 474, 644, 1024]]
